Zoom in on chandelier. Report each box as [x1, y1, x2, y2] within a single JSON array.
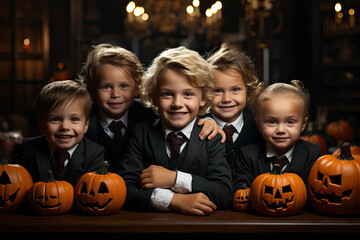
[[124, 0, 223, 35]]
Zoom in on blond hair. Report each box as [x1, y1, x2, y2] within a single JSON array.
[[141, 46, 214, 115], [36, 80, 92, 127], [255, 80, 310, 119], [78, 43, 143, 98], [207, 43, 263, 108]]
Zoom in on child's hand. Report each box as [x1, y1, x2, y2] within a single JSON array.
[[139, 165, 177, 189], [198, 118, 226, 143], [169, 192, 217, 216]]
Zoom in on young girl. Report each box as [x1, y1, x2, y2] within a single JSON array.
[[233, 80, 321, 191], [119, 46, 232, 216]]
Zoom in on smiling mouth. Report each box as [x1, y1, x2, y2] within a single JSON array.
[[169, 112, 187, 117], [219, 106, 235, 110], [56, 135, 73, 139]]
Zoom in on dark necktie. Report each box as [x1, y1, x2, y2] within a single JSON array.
[[53, 150, 69, 173], [167, 132, 187, 160], [223, 124, 236, 144], [108, 120, 125, 142], [269, 155, 289, 169]]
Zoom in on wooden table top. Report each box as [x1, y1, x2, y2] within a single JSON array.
[[1, 209, 360, 235]]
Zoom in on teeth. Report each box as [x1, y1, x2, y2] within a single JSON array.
[[57, 135, 72, 139]]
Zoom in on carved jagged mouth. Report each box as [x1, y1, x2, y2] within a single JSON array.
[[79, 198, 113, 210], [310, 185, 353, 204], [262, 195, 294, 211], [235, 200, 249, 205], [36, 202, 62, 209], [0, 188, 20, 207]]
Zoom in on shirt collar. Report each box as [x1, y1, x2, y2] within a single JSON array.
[[211, 112, 244, 133], [266, 143, 294, 162], [100, 109, 129, 129], [163, 118, 197, 140], [51, 143, 78, 159]]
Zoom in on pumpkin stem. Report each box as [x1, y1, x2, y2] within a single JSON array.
[[271, 164, 282, 175], [96, 161, 110, 175], [47, 170, 55, 182], [338, 142, 355, 160], [0, 157, 8, 165]]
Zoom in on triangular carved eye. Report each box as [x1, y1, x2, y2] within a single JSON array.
[[0, 171, 11, 185], [80, 182, 87, 194], [98, 182, 109, 194]]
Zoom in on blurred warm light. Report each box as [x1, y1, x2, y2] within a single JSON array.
[[211, 4, 217, 14], [334, 3, 341, 12], [23, 38, 30, 46], [126, 1, 135, 13], [193, 0, 200, 8], [338, 12, 343, 18], [206, 8, 212, 17], [215, 1, 222, 10], [57, 62, 64, 70], [349, 8, 355, 15], [142, 13, 149, 21], [134, 7, 142, 17], [187, 5, 194, 14]]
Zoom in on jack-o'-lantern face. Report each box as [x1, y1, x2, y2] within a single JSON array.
[[35, 183, 62, 210], [0, 159, 33, 212], [233, 188, 251, 211], [309, 170, 353, 205], [74, 161, 127, 215], [77, 180, 113, 210], [262, 184, 294, 211]]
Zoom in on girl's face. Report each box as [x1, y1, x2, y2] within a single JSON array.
[[96, 64, 138, 120], [154, 70, 206, 132], [256, 93, 308, 156], [211, 69, 247, 123]]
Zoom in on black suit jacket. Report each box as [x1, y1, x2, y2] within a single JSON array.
[[233, 139, 321, 191], [205, 108, 262, 170], [14, 136, 104, 186], [86, 100, 157, 172], [118, 117, 233, 211]]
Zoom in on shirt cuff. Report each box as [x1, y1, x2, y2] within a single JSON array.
[[150, 188, 174, 211], [171, 170, 192, 193]]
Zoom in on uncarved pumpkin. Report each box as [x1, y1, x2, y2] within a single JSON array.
[[301, 134, 327, 155], [0, 158, 33, 212], [28, 170, 74, 215], [250, 164, 307, 216], [233, 188, 251, 211], [308, 143, 360, 215], [326, 120, 354, 143], [75, 161, 126, 215]]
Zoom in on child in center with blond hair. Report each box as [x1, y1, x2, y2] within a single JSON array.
[[79, 44, 225, 172], [233, 80, 321, 193], [119, 46, 232, 215]]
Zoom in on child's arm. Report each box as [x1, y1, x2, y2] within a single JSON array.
[[169, 192, 217, 216], [139, 165, 177, 189], [198, 118, 226, 143]]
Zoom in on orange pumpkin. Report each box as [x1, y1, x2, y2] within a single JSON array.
[[0, 158, 33, 212], [233, 188, 251, 211], [332, 145, 360, 155], [250, 164, 307, 216], [308, 143, 360, 215], [28, 170, 74, 215], [301, 134, 327, 155], [326, 120, 354, 143], [75, 161, 126, 215]]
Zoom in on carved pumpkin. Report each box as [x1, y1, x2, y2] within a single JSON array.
[[308, 143, 360, 215], [326, 120, 354, 143], [75, 161, 126, 215], [332, 145, 360, 156], [301, 134, 327, 155], [0, 158, 33, 212], [250, 164, 307, 216], [233, 188, 251, 211], [28, 170, 74, 215]]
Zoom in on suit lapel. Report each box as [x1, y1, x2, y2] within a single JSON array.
[[285, 141, 306, 173], [64, 140, 85, 179], [181, 118, 202, 171], [257, 143, 271, 173], [149, 120, 169, 169], [36, 148, 51, 181]]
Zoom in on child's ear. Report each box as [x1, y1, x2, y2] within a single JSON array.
[[255, 117, 261, 132], [301, 117, 309, 132], [84, 119, 89, 134], [134, 85, 140, 97]]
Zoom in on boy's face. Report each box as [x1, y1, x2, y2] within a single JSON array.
[[211, 69, 247, 123], [256, 93, 307, 156], [41, 100, 89, 152], [154, 70, 206, 132], [96, 64, 138, 120]]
